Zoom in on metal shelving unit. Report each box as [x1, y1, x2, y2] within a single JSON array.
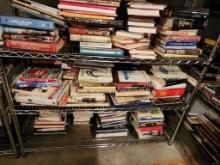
[[0, 36, 219, 157]]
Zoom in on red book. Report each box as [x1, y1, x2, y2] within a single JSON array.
[[4, 39, 64, 53], [153, 88, 185, 97], [139, 125, 163, 133], [69, 27, 110, 36], [59, 1, 116, 10]]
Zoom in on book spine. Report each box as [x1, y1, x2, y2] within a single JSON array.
[[139, 125, 163, 133], [165, 42, 196, 46], [163, 35, 201, 42], [0, 16, 55, 31], [70, 34, 111, 42], [153, 88, 185, 97], [3, 34, 57, 42], [69, 27, 110, 36], [3, 27, 57, 36], [59, 0, 120, 7], [80, 42, 112, 48], [59, 1, 116, 10], [15, 81, 60, 88], [172, 18, 207, 30], [65, 17, 123, 28], [80, 47, 124, 57], [116, 83, 148, 89], [172, 12, 208, 19], [4, 39, 63, 53], [161, 45, 197, 49]]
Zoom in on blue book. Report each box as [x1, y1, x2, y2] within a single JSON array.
[[15, 80, 60, 88], [80, 47, 124, 57], [0, 16, 55, 31], [165, 41, 196, 47]]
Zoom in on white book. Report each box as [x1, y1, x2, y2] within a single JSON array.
[[130, 54, 156, 60], [115, 30, 144, 40], [78, 68, 113, 83], [127, 8, 160, 17], [96, 131, 128, 138], [70, 34, 111, 42], [117, 70, 150, 83], [128, 21, 155, 27], [151, 65, 187, 79], [129, 2, 166, 10], [80, 42, 112, 49], [58, 4, 116, 14], [115, 90, 151, 97], [128, 26, 157, 34]]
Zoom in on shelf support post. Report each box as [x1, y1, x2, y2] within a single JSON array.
[[169, 35, 220, 144], [0, 58, 25, 155]]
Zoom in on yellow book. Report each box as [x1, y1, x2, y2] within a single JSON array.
[[204, 38, 216, 46], [60, 11, 115, 20], [155, 50, 199, 58]]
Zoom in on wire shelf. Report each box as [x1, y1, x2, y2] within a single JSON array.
[[0, 48, 206, 65], [23, 125, 168, 152], [10, 103, 184, 115]]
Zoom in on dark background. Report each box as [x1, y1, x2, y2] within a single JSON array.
[[0, 0, 219, 39]]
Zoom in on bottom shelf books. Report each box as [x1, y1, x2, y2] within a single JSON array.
[[34, 110, 67, 135], [131, 109, 164, 139], [94, 112, 128, 138]]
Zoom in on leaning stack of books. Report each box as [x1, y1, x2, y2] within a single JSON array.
[[34, 110, 67, 135], [58, 0, 124, 57], [150, 65, 187, 100], [0, 16, 64, 53], [112, 1, 166, 59], [155, 8, 210, 59], [94, 112, 128, 138], [0, 26, 3, 47], [111, 70, 152, 106], [67, 68, 115, 107], [131, 108, 164, 139], [12, 67, 70, 106]]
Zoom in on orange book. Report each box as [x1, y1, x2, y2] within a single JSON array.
[[62, 9, 117, 17], [153, 88, 185, 98]]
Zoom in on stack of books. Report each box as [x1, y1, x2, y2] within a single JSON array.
[[155, 8, 209, 58], [94, 112, 128, 138], [131, 108, 164, 139], [73, 111, 93, 126], [150, 65, 187, 99], [12, 67, 70, 106], [111, 70, 152, 106], [67, 68, 115, 107], [0, 26, 3, 47], [58, 0, 124, 57], [0, 16, 64, 53], [34, 110, 67, 135], [112, 2, 166, 59]]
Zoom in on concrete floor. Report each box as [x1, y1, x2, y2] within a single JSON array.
[[0, 143, 187, 165]]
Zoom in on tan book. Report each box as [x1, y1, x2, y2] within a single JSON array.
[[130, 54, 156, 59], [115, 90, 151, 97], [113, 42, 149, 50], [155, 49, 199, 58]]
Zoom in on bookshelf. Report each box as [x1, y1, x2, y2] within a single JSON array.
[[0, 0, 219, 159]]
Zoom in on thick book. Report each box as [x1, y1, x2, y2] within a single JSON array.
[[155, 50, 199, 58], [129, 2, 166, 10], [115, 70, 150, 89], [113, 42, 149, 50], [5, 39, 64, 53], [58, 1, 116, 14], [2, 27, 59, 36], [69, 27, 110, 36], [115, 89, 151, 97], [160, 35, 201, 42], [60, 11, 115, 20], [127, 8, 160, 17], [152, 65, 187, 79], [160, 17, 208, 30], [70, 34, 111, 42], [155, 45, 201, 55], [0, 16, 55, 31], [156, 38, 197, 47], [3, 34, 59, 43], [78, 68, 113, 83], [152, 88, 185, 98], [80, 42, 112, 48], [15, 80, 61, 88], [128, 26, 157, 34], [115, 30, 144, 40], [159, 29, 198, 36], [157, 43, 197, 50], [128, 17, 155, 27], [18, 67, 62, 83], [59, 0, 120, 7], [170, 8, 210, 19], [80, 47, 124, 57], [65, 17, 123, 27]]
